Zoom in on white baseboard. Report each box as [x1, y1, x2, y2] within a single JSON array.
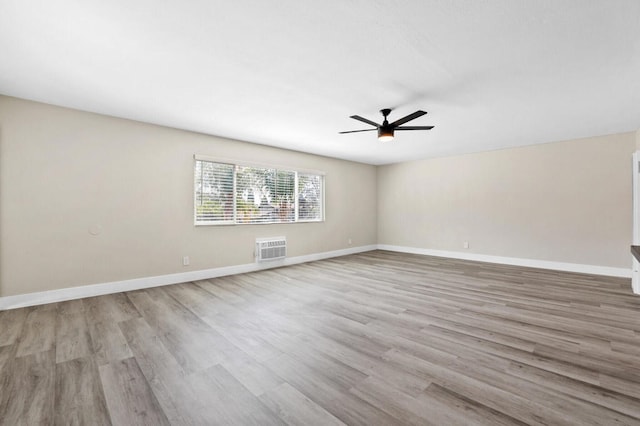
[[377, 244, 632, 278], [0, 245, 377, 310], [1, 243, 632, 310]]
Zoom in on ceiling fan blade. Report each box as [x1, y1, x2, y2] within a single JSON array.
[[390, 110, 427, 127], [350, 115, 380, 127], [338, 129, 378, 134], [395, 125, 434, 130]]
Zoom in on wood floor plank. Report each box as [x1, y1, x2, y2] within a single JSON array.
[[191, 364, 286, 425], [54, 355, 112, 425], [56, 299, 85, 315], [264, 352, 354, 407], [349, 375, 439, 426], [126, 290, 225, 373], [507, 361, 640, 419], [599, 373, 640, 401], [297, 329, 432, 397], [267, 331, 370, 391], [323, 391, 407, 426], [219, 346, 285, 397], [1, 250, 640, 425], [405, 306, 586, 353], [0, 346, 15, 421], [0, 344, 14, 373], [0, 308, 28, 347], [208, 322, 284, 364], [55, 311, 93, 363], [15, 306, 56, 357], [381, 349, 574, 425], [82, 292, 141, 323], [260, 382, 346, 426], [88, 319, 133, 366], [444, 355, 638, 425], [118, 317, 192, 424], [99, 357, 170, 426], [199, 278, 246, 304], [420, 383, 527, 426], [418, 322, 602, 385], [0, 350, 55, 425], [82, 293, 136, 366], [162, 281, 227, 318]]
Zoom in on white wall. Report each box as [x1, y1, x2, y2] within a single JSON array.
[[0, 96, 377, 297], [378, 132, 635, 269]]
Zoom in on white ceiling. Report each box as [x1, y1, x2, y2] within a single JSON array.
[[1, 1, 639, 165]]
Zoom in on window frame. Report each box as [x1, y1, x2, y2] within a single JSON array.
[[194, 155, 325, 226]]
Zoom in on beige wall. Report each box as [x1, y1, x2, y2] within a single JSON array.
[[0, 96, 377, 297], [377, 132, 635, 268], [1, 95, 635, 299]]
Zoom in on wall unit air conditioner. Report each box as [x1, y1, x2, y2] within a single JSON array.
[[256, 237, 287, 262]]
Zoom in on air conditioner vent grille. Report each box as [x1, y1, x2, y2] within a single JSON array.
[[256, 237, 286, 262]]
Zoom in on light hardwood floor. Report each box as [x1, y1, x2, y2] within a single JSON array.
[[1, 250, 640, 425]]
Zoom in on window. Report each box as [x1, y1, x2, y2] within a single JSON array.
[[194, 157, 324, 225], [297, 173, 322, 221], [194, 161, 234, 224]]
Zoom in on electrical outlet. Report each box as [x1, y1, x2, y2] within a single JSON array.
[[463, 241, 469, 249], [348, 238, 353, 245], [182, 256, 190, 266]]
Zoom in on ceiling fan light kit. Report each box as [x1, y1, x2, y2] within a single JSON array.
[[378, 128, 394, 142], [340, 108, 434, 142]]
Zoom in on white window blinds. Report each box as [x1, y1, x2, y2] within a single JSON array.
[[297, 173, 323, 222], [235, 167, 296, 224], [194, 161, 235, 223], [194, 158, 323, 225]]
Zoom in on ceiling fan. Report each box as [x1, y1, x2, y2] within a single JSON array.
[[339, 108, 434, 142]]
